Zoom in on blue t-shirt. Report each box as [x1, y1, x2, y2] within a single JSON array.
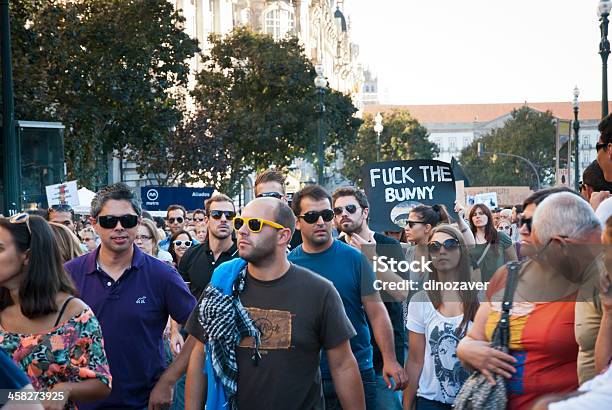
[[289, 239, 376, 377], [0, 350, 30, 390]]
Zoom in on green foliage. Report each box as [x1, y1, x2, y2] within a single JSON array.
[[341, 110, 439, 186], [458, 106, 555, 188], [5, 0, 199, 189], [192, 28, 361, 194]]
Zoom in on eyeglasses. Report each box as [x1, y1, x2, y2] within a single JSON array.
[[50, 204, 73, 213], [167, 217, 184, 224], [135, 235, 153, 241], [208, 210, 236, 220], [97, 214, 139, 229], [256, 192, 283, 200], [428, 238, 460, 254], [233, 217, 285, 233], [298, 209, 334, 224], [333, 204, 359, 215], [406, 220, 426, 229], [518, 215, 532, 232], [596, 142, 609, 152], [173, 240, 192, 247], [9, 213, 32, 235], [499, 225, 512, 231]]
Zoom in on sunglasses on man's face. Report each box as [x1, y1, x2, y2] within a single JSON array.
[[428, 238, 460, 254], [333, 204, 359, 216], [50, 204, 73, 213], [256, 192, 283, 200], [97, 214, 139, 229], [518, 215, 532, 232], [208, 210, 236, 220], [233, 216, 285, 233], [596, 142, 609, 152], [298, 209, 334, 224], [194, 217, 205, 222], [167, 217, 184, 224]]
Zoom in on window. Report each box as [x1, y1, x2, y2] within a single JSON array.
[[449, 137, 456, 151], [463, 137, 471, 147], [581, 136, 590, 149], [264, 2, 295, 41]]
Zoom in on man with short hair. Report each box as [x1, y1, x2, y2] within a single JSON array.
[[254, 168, 302, 249], [185, 198, 365, 410], [179, 194, 238, 298], [64, 183, 197, 409], [160, 204, 200, 251], [332, 186, 408, 410], [47, 204, 77, 233], [192, 208, 206, 225], [288, 185, 407, 409]]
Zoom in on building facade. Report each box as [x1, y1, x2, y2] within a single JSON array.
[[365, 101, 608, 180]]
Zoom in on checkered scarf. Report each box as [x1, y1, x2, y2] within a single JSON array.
[[198, 269, 260, 410]]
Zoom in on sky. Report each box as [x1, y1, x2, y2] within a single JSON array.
[[347, 0, 604, 105]]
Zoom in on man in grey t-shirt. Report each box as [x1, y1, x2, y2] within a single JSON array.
[[185, 198, 365, 410]]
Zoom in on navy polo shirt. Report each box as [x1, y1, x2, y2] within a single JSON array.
[[65, 245, 196, 410]]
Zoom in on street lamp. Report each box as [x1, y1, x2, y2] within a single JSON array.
[[1, 0, 21, 215], [477, 142, 541, 190], [599, 0, 612, 117], [314, 65, 328, 185], [374, 112, 383, 162], [573, 86, 581, 191]]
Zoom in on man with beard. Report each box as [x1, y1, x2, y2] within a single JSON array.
[[178, 194, 238, 298], [185, 198, 365, 410], [332, 186, 408, 410], [288, 185, 407, 409]]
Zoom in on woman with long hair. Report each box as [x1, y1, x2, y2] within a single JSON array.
[[403, 225, 480, 409], [135, 218, 173, 264], [469, 203, 517, 282], [49, 222, 85, 263], [168, 230, 194, 268], [0, 214, 111, 408]]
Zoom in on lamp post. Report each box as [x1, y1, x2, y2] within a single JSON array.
[[374, 112, 383, 162], [599, 0, 612, 117], [573, 86, 581, 191], [314, 65, 328, 185], [478, 143, 541, 190], [1, 0, 21, 215]]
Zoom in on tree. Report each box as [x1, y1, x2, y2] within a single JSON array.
[[341, 110, 439, 186], [458, 106, 555, 188], [5, 0, 199, 189], [192, 28, 361, 194]]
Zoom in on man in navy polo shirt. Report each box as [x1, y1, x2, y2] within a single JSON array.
[[65, 183, 196, 410]]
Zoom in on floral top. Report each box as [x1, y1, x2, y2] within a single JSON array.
[[0, 308, 112, 409]]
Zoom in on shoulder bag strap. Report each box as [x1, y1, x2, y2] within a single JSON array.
[[497, 262, 521, 348], [476, 243, 492, 267], [54, 296, 76, 327]]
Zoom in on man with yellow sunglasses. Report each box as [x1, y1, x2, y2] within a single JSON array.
[[185, 197, 365, 410]]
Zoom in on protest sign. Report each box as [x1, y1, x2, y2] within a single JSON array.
[[467, 192, 499, 209], [45, 180, 79, 207], [362, 160, 457, 232], [141, 186, 214, 211]]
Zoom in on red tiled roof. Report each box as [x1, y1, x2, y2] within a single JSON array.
[[363, 101, 612, 123]]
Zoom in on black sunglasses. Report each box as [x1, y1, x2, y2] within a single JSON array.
[[406, 220, 426, 229], [194, 217, 205, 222], [49, 204, 73, 213], [299, 209, 334, 224], [596, 142, 609, 152], [256, 192, 283, 200], [428, 238, 460, 253], [98, 214, 139, 229], [518, 215, 532, 232], [333, 204, 359, 215], [167, 217, 184, 224], [209, 210, 236, 220]]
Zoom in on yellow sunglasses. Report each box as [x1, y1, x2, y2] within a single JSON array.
[[233, 216, 285, 233]]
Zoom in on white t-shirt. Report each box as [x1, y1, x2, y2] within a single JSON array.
[[406, 290, 472, 404], [549, 365, 612, 410]]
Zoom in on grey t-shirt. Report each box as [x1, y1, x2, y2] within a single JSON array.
[[185, 263, 356, 410]]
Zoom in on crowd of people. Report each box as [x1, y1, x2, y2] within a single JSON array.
[[3, 135, 612, 409]]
